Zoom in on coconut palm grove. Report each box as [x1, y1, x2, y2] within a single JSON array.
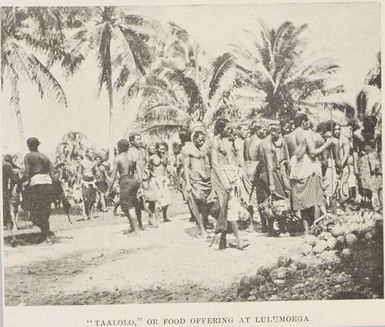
[[1, 5, 383, 305]]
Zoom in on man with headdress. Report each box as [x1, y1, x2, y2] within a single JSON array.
[[255, 122, 290, 234], [183, 129, 212, 236], [21, 137, 57, 243], [211, 118, 247, 250]]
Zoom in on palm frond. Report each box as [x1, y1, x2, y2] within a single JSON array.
[[119, 25, 153, 75], [208, 52, 234, 99]]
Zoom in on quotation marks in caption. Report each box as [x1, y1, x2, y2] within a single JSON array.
[[86, 315, 310, 326]]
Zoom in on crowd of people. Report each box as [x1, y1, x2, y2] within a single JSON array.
[[2, 113, 382, 248]]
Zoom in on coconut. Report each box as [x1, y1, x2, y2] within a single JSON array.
[[301, 244, 313, 256], [319, 250, 341, 265], [326, 236, 338, 250], [278, 256, 292, 268], [337, 235, 345, 245], [295, 261, 307, 270], [273, 279, 286, 288], [271, 267, 288, 280], [340, 248, 353, 260], [253, 274, 266, 286], [240, 276, 253, 287], [361, 223, 374, 234], [318, 232, 332, 241], [365, 231, 374, 241], [349, 223, 360, 235], [304, 235, 318, 246], [313, 240, 328, 254], [345, 233, 358, 247], [332, 225, 345, 237], [290, 253, 304, 262]]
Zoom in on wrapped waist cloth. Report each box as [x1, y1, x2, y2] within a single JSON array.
[[239, 161, 259, 207], [30, 173, 52, 186], [189, 170, 211, 202], [148, 176, 171, 207], [119, 175, 139, 211]]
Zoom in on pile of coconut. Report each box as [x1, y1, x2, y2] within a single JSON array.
[[234, 209, 383, 301], [304, 210, 383, 260]]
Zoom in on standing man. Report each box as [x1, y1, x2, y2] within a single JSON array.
[[334, 123, 352, 205], [21, 137, 57, 243], [107, 139, 141, 234], [322, 120, 341, 215], [128, 133, 148, 229], [147, 142, 172, 222], [242, 121, 266, 231], [79, 148, 97, 220], [255, 122, 290, 234], [183, 130, 212, 237], [94, 155, 109, 213], [233, 122, 249, 167], [2, 155, 14, 231], [211, 119, 246, 250], [289, 114, 336, 235]]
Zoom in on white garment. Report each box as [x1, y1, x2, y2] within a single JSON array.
[[29, 174, 52, 186], [289, 154, 314, 180]]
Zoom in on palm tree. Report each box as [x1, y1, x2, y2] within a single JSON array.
[[355, 51, 381, 120], [1, 7, 68, 153], [366, 51, 381, 89], [136, 22, 263, 136], [63, 7, 164, 164], [231, 20, 343, 120]]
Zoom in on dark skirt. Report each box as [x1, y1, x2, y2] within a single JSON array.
[[255, 169, 287, 204], [291, 173, 323, 211], [2, 188, 11, 226], [96, 180, 109, 193], [119, 175, 139, 212], [82, 177, 97, 204]]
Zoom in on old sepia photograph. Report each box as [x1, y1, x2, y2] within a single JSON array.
[[1, 2, 383, 309]]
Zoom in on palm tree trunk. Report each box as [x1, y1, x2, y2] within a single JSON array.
[[10, 74, 26, 154], [107, 75, 114, 166]]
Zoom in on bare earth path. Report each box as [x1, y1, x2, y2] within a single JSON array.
[[4, 191, 303, 306]]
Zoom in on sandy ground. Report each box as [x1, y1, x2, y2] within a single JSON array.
[[3, 191, 303, 306]]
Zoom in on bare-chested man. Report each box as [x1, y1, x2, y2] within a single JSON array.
[[21, 137, 57, 243], [79, 148, 97, 220], [246, 122, 266, 161], [94, 155, 109, 212], [211, 119, 246, 250], [289, 114, 336, 235], [147, 142, 171, 222], [183, 130, 211, 236], [128, 133, 148, 229], [255, 122, 290, 235], [107, 139, 140, 234], [242, 121, 266, 231], [333, 123, 352, 206], [322, 120, 341, 215], [233, 122, 249, 167]]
